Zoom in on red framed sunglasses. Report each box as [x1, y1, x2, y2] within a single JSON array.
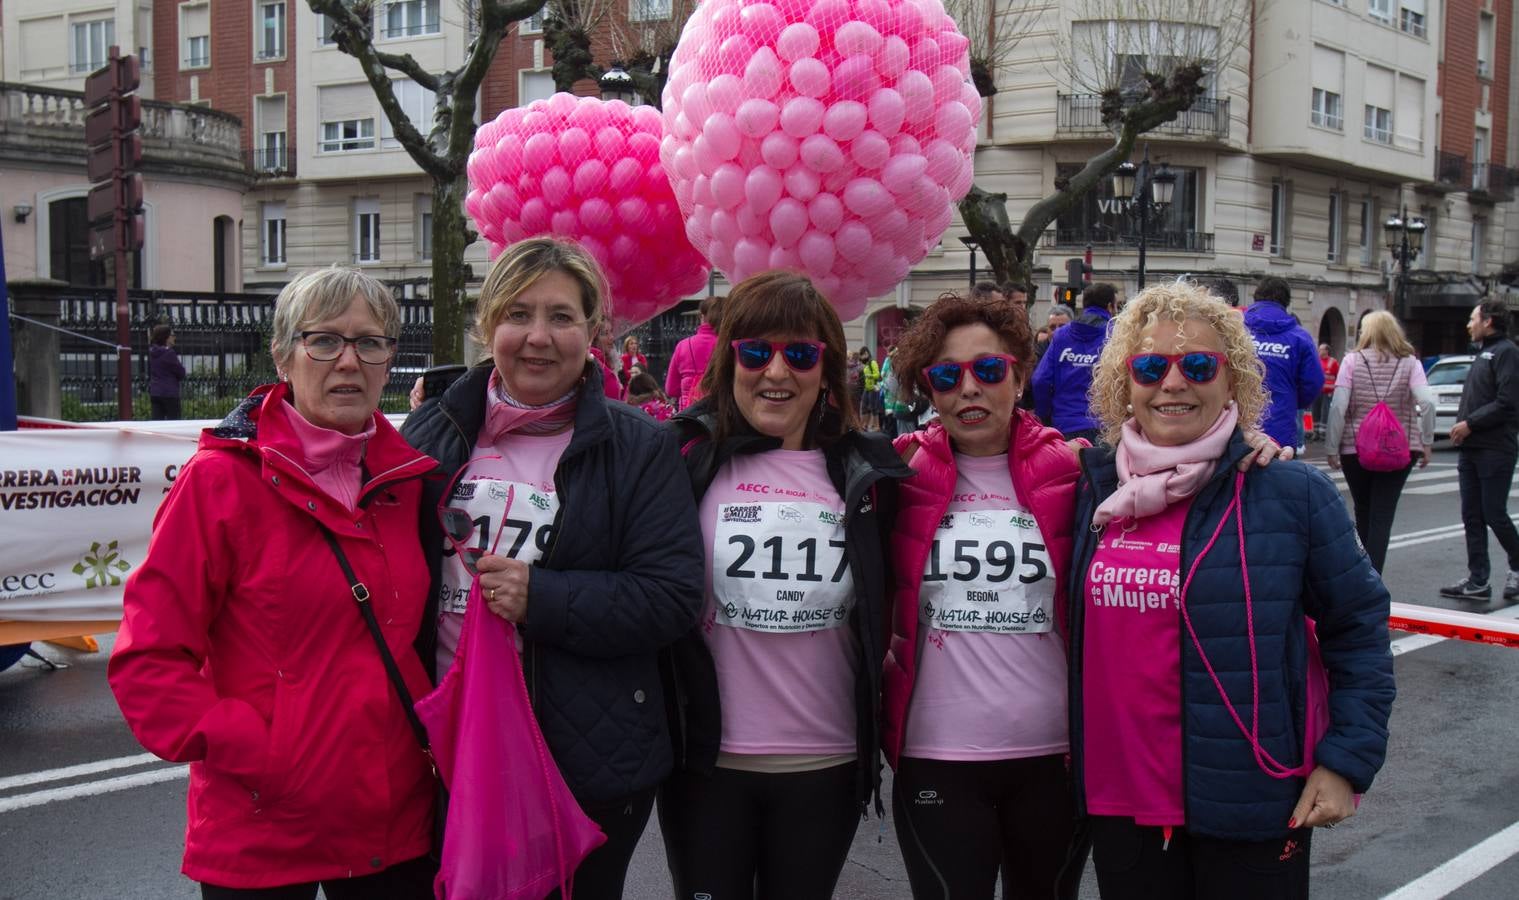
[[1127, 351, 1227, 386], [920, 354, 1018, 393], [731, 339, 826, 372]]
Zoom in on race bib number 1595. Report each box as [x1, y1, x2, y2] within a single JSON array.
[[920, 509, 1055, 634]]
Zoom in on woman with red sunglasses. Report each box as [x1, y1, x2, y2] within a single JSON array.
[[1070, 282, 1393, 899], [658, 271, 912, 899], [882, 292, 1088, 900]]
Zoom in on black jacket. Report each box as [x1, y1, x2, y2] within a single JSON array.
[[402, 362, 705, 804], [1456, 334, 1519, 454], [665, 402, 911, 814]]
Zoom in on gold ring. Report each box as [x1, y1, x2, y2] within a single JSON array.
[[488, 587, 496, 602]]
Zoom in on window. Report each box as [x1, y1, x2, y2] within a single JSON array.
[[255, 95, 288, 171], [1415, 206, 1435, 268], [182, 4, 210, 67], [1363, 106, 1391, 143], [384, 0, 440, 37], [415, 195, 433, 261], [354, 199, 381, 262], [520, 69, 555, 105], [1358, 198, 1375, 266], [1363, 63, 1393, 144], [383, 80, 437, 149], [1478, 12, 1495, 77], [319, 14, 338, 45], [322, 119, 375, 152], [1269, 181, 1288, 257], [519, 8, 545, 33], [1471, 218, 1485, 273], [258, 1, 286, 59], [1473, 127, 1490, 190], [1311, 89, 1343, 130], [1310, 46, 1344, 130], [1053, 163, 1206, 250], [1327, 191, 1342, 263], [71, 19, 115, 73], [1399, 0, 1426, 38], [261, 202, 287, 265], [629, 0, 672, 22], [1368, 0, 1391, 22], [1393, 74, 1424, 152]]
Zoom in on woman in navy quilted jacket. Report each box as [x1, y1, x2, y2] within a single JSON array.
[[1068, 281, 1394, 899]]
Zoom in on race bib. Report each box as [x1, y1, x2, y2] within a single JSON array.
[[712, 501, 855, 633], [439, 477, 558, 615], [920, 508, 1055, 634]]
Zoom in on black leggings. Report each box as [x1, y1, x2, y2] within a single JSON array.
[[891, 755, 1083, 900], [1088, 816, 1311, 900], [1340, 453, 1415, 574], [200, 855, 436, 900], [549, 787, 657, 900], [658, 762, 861, 899]]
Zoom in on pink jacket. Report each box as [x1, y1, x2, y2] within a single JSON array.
[[664, 323, 719, 409], [881, 410, 1081, 769]]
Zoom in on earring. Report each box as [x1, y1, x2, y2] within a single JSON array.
[[1125, 403, 1133, 414]]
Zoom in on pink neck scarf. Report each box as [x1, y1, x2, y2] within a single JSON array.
[[1092, 405, 1238, 528], [278, 399, 375, 511], [479, 369, 579, 448]]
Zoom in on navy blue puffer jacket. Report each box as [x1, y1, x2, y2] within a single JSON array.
[[1069, 430, 1395, 841]]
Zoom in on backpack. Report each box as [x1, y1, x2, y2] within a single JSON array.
[[1353, 352, 1411, 472]]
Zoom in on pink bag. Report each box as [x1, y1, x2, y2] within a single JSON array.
[[415, 575, 606, 899], [1353, 353, 1412, 472]]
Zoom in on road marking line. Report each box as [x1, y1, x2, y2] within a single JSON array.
[[1391, 605, 1519, 656], [0, 765, 187, 815], [1380, 818, 1519, 899], [0, 752, 162, 793], [1386, 516, 1519, 551]]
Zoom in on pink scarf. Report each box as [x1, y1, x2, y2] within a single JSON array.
[[277, 399, 376, 511], [478, 369, 580, 448], [1092, 405, 1238, 527]]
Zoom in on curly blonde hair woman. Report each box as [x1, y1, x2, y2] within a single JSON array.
[[1067, 280, 1394, 900]]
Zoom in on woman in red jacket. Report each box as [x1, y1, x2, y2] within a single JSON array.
[[883, 293, 1085, 900], [109, 268, 439, 899], [620, 334, 649, 387]]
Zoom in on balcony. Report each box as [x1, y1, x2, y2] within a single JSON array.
[[247, 147, 295, 179], [1056, 94, 1230, 141], [1434, 150, 1468, 190], [1040, 227, 1215, 254], [1469, 163, 1515, 203]]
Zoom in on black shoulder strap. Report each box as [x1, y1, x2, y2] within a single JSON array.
[[317, 525, 432, 756]]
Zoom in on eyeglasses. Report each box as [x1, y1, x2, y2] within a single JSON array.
[[299, 331, 398, 365], [437, 459, 514, 577], [921, 354, 1017, 393], [731, 339, 826, 372], [1127, 352, 1227, 386]]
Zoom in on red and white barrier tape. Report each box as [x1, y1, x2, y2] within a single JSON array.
[[1389, 602, 1519, 649]]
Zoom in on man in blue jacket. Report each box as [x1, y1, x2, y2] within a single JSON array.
[[1244, 277, 1324, 449], [1031, 282, 1116, 442]]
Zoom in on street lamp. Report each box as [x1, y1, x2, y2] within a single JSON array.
[[959, 235, 980, 290], [1109, 144, 1176, 290], [598, 64, 638, 105], [1383, 207, 1427, 314]]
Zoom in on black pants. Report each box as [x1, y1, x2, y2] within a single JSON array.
[[1089, 817, 1311, 900], [892, 755, 1083, 900], [1339, 453, 1415, 574], [151, 396, 182, 420], [1458, 447, 1519, 584], [546, 787, 657, 900], [658, 762, 861, 899], [201, 855, 435, 900]]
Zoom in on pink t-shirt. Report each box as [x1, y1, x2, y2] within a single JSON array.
[[435, 429, 574, 673], [903, 453, 1068, 760], [1081, 498, 1191, 826], [699, 449, 859, 756]]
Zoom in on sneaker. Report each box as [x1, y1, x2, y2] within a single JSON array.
[[1440, 578, 1491, 600], [1505, 571, 1519, 601]]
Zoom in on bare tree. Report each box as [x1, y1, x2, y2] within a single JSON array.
[[941, 0, 1036, 96], [953, 0, 1254, 285], [542, 0, 695, 106], [307, 0, 546, 363]]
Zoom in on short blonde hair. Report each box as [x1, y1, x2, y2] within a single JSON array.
[[474, 238, 607, 341], [270, 267, 399, 368], [1355, 311, 1416, 358], [1090, 280, 1268, 446]]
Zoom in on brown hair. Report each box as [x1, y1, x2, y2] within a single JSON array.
[[892, 292, 1035, 402], [698, 270, 856, 445], [473, 237, 606, 342]]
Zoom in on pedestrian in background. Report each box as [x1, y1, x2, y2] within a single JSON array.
[[1315, 342, 1340, 440], [619, 334, 648, 388], [1073, 281, 1394, 900], [111, 268, 439, 898], [148, 323, 186, 420], [1440, 299, 1519, 601], [1243, 276, 1324, 450], [626, 371, 675, 421], [884, 292, 1085, 900], [1036, 303, 1076, 363], [403, 237, 704, 899], [659, 271, 911, 900], [1031, 282, 1118, 442], [1326, 312, 1434, 574], [666, 294, 723, 410], [859, 346, 883, 431]]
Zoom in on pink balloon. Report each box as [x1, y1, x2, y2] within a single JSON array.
[[806, 0, 851, 32], [823, 101, 869, 142], [740, 3, 785, 43], [800, 134, 846, 172], [890, 133, 924, 157], [784, 165, 822, 201], [769, 245, 802, 270], [931, 65, 964, 105], [551, 209, 579, 235], [780, 96, 826, 138], [745, 166, 785, 213], [628, 132, 660, 164], [707, 74, 745, 114], [882, 153, 929, 195], [542, 167, 572, 206], [935, 101, 972, 141], [835, 221, 873, 263], [789, 57, 832, 98], [909, 37, 941, 72], [558, 127, 591, 165], [692, 175, 714, 208], [617, 197, 651, 227], [924, 139, 962, 186], [872, 208, 911, 243], [570, 97, 610, 131], [868, 88, 907, 137], [876, 36, 911, 80], [671, 145, 699, 181], [770, 198, 809, 247], [898, 70, 936, 125], [808, 193, 845, 233], [736, 98, 781, 138], [573, 159, 609, 197], [710, 208, 741, 246], [938, 30, 971, 67], [711, 163, 747, 209], [798, 231, 837, 278], [692, 135, 722, 177], [745, 48, 785, 99], [523, 133, 556, 174], [833, 55, 882, 101], [610, 234, 641, 270], [719, 34, 756, 72], [704, 112, 742, 160], [761, 132, 800, 169], [610, 157, 644, 193], [843, 178, 893, 218], [892, 1, 925, 37], [855, 0, 893, 33], [547, 92, 577, 120], [850, 130, 892, 169], [776, 22, 821, 62], [837, 21, 884, 57], [596, 126, 627, 162], [734, 237, 770, 280]]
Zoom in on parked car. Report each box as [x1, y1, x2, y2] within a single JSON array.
[[1426, 354, 1475, 440]]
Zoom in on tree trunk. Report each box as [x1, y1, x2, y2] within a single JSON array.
[[430, 173, 474, 364]]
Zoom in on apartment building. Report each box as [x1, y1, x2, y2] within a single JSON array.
[[2, 0, 156, 98]]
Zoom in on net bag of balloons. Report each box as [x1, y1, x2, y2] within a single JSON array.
[[661, 0, 981, 320], [466, 93, 712, 330]]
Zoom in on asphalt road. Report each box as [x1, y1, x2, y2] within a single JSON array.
[[3, 441, 1519, 899]]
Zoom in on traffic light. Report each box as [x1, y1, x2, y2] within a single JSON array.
[[1063, 258, 1092, 305]]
